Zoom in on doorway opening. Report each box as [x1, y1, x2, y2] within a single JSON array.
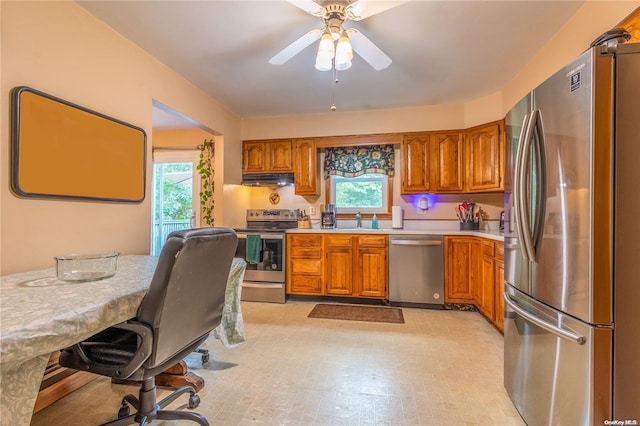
[[151, 150, 200, 255]]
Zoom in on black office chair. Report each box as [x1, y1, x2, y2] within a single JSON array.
[[59, 227, 238, 426]]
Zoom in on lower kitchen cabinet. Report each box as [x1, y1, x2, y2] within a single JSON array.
[[287, 233, 388, 299], [479, 240, 496, 321], [444, 236, 477, 303], [494, 245, 505, 331], [354, 235, 387, 298], [444, 236, 504, 331], [325, 235, 354, 295], [287, 234, 323, 295]]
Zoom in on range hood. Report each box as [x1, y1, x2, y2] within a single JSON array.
[[241, 173, 294, 187]]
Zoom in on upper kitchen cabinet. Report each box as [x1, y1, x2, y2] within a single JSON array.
[[464, 121, 504, 192], [243, 141, 265, 173], [293, 138, 319, 196], [242, 139, 293, 173], [400, 131, 464, 194], [400, 133, 430, 193], [399, 120, 504, 195], [431, 131, 464, 192]]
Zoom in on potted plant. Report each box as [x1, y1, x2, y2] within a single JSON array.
[[197, 139, 215, 226]]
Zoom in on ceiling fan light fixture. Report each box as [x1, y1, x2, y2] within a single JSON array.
[[315, 54, 333, 71], [335, 29, 353, 70], [334, 58, 352, 71], [317, 28, 335, 58]]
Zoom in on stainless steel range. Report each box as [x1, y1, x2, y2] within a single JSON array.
[[234, 209, 298, 303]]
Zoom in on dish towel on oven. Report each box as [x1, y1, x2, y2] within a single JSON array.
[[246, 234, 262, 264]]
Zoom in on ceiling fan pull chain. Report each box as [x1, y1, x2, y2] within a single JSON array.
[[330, 67, 337, 112]]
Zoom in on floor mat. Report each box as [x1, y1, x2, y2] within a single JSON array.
[[308, 303, 404, 324]]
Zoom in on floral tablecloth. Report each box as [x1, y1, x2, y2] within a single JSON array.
[[0, 255, 246, 426]]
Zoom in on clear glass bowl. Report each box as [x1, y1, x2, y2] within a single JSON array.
[[54, 252, 119, 282]]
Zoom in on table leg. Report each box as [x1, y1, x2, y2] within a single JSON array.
[[0, 354, 49, 426], [155, 361, 205, 392]]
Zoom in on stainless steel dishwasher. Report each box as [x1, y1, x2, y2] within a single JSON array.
[[389, 234, 444, 308]]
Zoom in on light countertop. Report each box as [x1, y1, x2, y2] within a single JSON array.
[[286, 227, 504, 242]]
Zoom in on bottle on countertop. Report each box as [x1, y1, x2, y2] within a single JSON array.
[[371, 213, 378, 229]]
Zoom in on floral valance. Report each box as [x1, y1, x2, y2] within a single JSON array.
[[323, 145, 395, 179]]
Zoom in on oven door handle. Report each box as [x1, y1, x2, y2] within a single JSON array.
[[237, 233, 284, 240]]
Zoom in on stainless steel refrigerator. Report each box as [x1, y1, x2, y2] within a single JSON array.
[[503, 41, 640, 425]]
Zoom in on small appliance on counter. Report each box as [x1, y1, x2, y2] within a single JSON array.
[[321, 204, 336, 229]]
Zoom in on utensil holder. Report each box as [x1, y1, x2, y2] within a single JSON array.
[[297, 219, 311, 229], [460, 222, 479, 231]]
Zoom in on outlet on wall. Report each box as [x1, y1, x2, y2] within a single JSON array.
[[309, 206, 316, 216]]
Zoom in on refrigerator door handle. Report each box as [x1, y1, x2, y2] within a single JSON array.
[[518, 109, 538, 261], [513, 113, 530, 261], [504, 293, 586, 345], [531, 110, 547, 260]]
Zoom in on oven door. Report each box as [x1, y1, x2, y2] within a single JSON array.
[[235, 232, 285, 283]]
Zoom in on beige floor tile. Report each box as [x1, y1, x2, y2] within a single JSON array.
[[30, 301, 524, 426]]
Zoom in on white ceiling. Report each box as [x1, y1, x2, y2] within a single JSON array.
[[78, 0, 585, 120]]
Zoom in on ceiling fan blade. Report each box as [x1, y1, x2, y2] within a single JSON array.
[[345, 0, 407, 21], [286, 0, 326, 17], [346, 28, 392, 70], [269, 29, 323, 65]]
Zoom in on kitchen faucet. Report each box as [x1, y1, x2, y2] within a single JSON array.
[[355, 211, 362, 228]]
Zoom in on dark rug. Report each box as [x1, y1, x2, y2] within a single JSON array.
[[308, 304, 405, 324]]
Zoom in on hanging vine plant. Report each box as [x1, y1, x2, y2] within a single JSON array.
[[197, 139, 215, 226]]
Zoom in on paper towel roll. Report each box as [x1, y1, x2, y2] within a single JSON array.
[[392, 206, 403, 229]]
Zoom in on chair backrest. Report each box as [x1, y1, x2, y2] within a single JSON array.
[[137, 227, 237, 367]]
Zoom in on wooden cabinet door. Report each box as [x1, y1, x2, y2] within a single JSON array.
[[243, 142, 265, 173], [356, 247, 387, 298], [268, 139, 293, 172], [481, 255, 496, 321], [465, 122, 503, 192], [432, 132, 464, 192], [444, 236, 475, 302], [495, 259, 505, 331], [293, 138, 318, 195], [471, 239, 482, 305], [287, 234, 323, 295], [325, 247, 353, 295], [400, 134, 430, 193]]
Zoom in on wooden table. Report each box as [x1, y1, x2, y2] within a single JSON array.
[[0, 255, 246, 426]]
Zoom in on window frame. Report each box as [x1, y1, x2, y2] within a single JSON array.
[[329, 173, 389, 214], [325, 175, 393, 219]]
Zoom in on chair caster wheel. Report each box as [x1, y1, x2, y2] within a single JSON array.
[[201, 353, 210, 363], [118, 402, 130, 418], [188, 394, 200, 409]]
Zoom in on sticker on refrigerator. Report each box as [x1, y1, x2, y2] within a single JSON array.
[[570, 72, 581, 92]]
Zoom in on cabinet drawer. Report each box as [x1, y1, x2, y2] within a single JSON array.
[[290, 246, 322, 259], [358, 235, 388, 248], [289, 234, 322, 246], [291, 259, 322, 275], [325, 235, 353, 246], [289, 275, 322, 294], [495, 242, 504, 260], [481, 240, 495, 257]]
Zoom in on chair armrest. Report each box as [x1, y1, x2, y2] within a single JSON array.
[[61, 320, 153, 380], [108, 321, 154, 379]]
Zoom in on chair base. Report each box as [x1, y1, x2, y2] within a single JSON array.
[[194, 347, 210, 363], [101, 377, 208, 426]]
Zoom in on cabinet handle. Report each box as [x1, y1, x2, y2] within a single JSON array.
[[390, 240, 442, 246]]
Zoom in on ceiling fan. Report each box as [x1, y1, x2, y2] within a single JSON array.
[[269, 0, 405, 71]]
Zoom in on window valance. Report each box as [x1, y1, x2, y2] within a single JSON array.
[[323, 145, 395, 179]]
